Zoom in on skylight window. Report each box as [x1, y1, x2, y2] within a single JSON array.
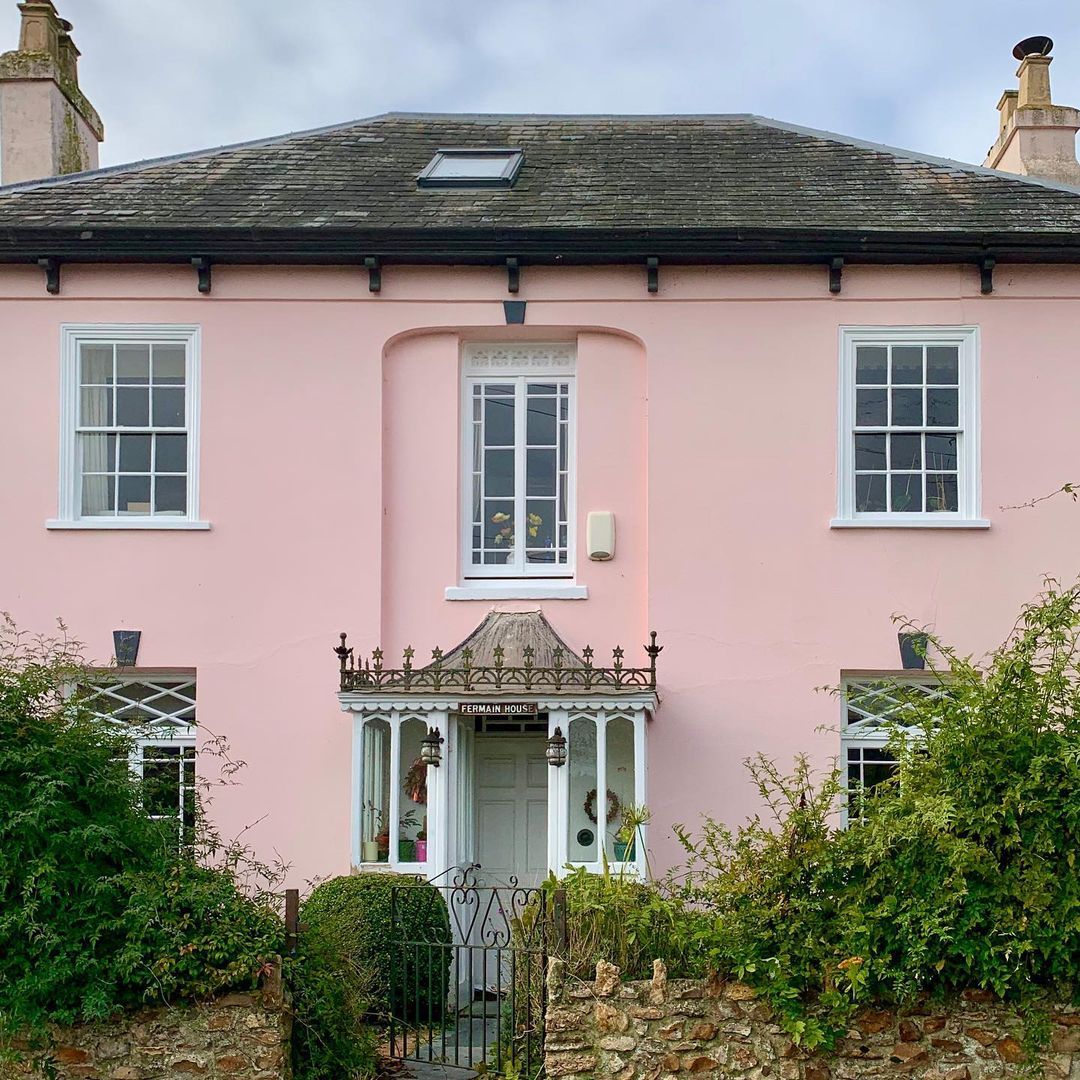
[[417, 148, 524, 188]]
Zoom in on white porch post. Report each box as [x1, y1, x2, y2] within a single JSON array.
[[548, 708, 569, 875], [350, 712, 363, 867], [428, 708, 451, 878]]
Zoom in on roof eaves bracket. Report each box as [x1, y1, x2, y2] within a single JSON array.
[[647, 256, 659, 294], [192, 257, 212, 295], [506, 257, 520, 294], [37, 257, 60, 295], [364, 256, 381, 294], [829, 256, 844, 295], [980, 254, 995, 295]]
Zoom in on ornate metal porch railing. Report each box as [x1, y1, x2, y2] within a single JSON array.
[[335, 631, 662, 693]]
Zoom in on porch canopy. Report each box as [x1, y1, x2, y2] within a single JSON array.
[[336, 611, 659, 879]]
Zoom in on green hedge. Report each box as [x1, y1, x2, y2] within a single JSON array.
[[302, 873, 451, 1023]]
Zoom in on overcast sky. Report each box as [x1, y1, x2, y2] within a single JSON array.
[[5, 1, 1080, 169]]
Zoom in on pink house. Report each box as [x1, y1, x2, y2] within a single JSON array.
[[3, 8, 1080, 888]]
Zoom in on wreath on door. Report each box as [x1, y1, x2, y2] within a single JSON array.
[[584, 787, 620, 825]]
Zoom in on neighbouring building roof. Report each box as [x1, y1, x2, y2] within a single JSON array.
[[3, 113, 1080, 264]]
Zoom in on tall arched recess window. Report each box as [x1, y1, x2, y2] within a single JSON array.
[[461, 343, 576, 580], [564, 711, 646, 871]]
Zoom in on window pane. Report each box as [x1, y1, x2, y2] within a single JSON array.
[[398, 719, 427, 863], [81, 344, 113, 385], [927, 346, 959, 384], [890, 433, 921, 471], [143, 746, 180, 818], [361, 718, 391, 860], [116, 345, 150, 385], [485, 501, 514, 549], [118, 433, 152, 473], [81, 474, 115, 515], [526, 394, 558, 445], [526, 500, 555, 552], [890, 473, 922, 513], [890, 388, 922, 426], [855, 346, 887, 384], [156, 433, 188, 473], [856, 473, 886, 512], [155, 476, 187, 515], [926, 474, 958, 512], [855, 388, 886, 426], [526, 448, 557, 497], [891, 346, 923, 384], [484, 449, 514, 497], [80, 386, 113, 426], [117, 387, 150, 426], [152, 387, 185, 427], [567, 717, 597, 863], [605, 718, 636, 860], [81, 432, 116, 473], [854, 434, 885, 470], [925, 434, 957, 471], [926, 388, 958, 427], [152, 345, 186, 384], [118, 475, 151, 515], [484, 393, 515, 446]]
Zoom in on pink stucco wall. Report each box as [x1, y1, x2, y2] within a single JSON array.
[[1, 260, 1078, 883]]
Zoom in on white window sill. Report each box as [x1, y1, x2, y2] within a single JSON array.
[[46, 518, 212, 531], [445, 583, 588, 601], [830, 517, 990, 530]]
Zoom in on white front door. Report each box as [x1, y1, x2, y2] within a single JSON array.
[[474, 735, 548, 887]]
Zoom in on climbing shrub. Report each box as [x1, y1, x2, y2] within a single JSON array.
[[302, 873, 451, 1023], [561, 579, 1080, 1049]]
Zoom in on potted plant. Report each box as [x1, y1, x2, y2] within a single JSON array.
[[362, 803, 384, 863], [398, 810, 419, 862], [613, 803, 650, 862], [415, 824, 427, 863]]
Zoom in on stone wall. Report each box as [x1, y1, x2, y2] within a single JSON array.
[[546, 958, 1080, 1080], [5, 974, 291, 1080]]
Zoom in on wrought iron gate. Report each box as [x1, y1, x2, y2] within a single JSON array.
[[388, 866, 566, 1077]]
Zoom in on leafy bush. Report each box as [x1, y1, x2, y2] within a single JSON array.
[[113, 856, 285, 1003], [560, 580, 1080, 1049], [287, 931, 378, 1080], [0, 618, 163, 1030], [302, 873, 451, 1022]]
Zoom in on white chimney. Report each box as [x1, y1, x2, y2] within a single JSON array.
[[984, 36, 1080, 186], [0, 1, 103, 184]]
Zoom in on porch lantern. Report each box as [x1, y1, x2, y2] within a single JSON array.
[[420, 726, 444, 767], [546, 726, 568, 767]]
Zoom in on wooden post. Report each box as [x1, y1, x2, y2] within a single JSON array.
[[284, 888, 300, 956]]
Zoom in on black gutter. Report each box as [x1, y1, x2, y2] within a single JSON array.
[[2, 225, 1080, 265]]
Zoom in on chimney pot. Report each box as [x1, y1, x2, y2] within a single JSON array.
[[0, 0, 103, 183], [984, 38, 1080, 186]]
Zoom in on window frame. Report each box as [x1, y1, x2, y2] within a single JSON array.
[[833, 326, 986, 528], [50, 324, 207, 530], [81, 670, 198, 833], [840, 671, 942, 825], [417, 148, 524, 188], [460, 343, 577, 582]]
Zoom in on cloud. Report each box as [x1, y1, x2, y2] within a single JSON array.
[[3, 0, 1080, 167]]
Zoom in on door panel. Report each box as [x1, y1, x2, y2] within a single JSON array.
[[474, 736, 547, 887]]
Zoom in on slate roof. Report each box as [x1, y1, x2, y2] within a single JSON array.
[[2, 112, 1080, 259]]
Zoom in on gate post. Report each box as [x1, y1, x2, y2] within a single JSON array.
[[552, 887, 568, 956], [284, 888, 299, 956]]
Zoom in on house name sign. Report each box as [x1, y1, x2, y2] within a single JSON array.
[[459, 702, 538, 716]]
